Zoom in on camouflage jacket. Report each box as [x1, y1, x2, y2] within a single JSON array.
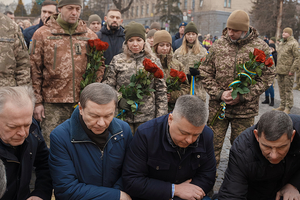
[[276, 36, 300, 75], [199, 27, 275, 118], [157, 51, 189, 103], [103, 46, 168, 123], [173, 45, 207, 101], [0, 13, 31, 87], [30, 14, 101, 104]]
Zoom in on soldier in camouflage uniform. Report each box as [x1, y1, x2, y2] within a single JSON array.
[[30, 0, 103, 146], [0, 13, 31, 87], [294, 70, 300, 91], [274, 27, 300, 114], [199, 10, 275, 166], [103, 22, 168, 133], [152, 30, 189, 111], [173, 22, 207, 102]]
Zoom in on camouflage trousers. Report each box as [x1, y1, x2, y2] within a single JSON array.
[[128, 122, 144, 135], [208, 109, 254, 166], [295, 71, 300, 87], [278, 75, 294, 109], [41, 103, 74, 147]]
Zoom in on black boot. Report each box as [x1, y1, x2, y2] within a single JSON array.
[[262, 96, 269, 104], [269, 98, 274, 106]]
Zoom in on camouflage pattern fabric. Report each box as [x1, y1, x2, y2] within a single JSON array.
[[41, 103, 73, 147], [199, 27, 275, 119], [157, 52, 189, 103], [103, 47, 168, 124], [276, 36, 300, 75], [207, 111, 254, 166], [0, 13, 31, 87], [30, 14, 103, 104], [173, 45, 207, 102], [295, 72, 300, 89], [128, 122, 144, 135], [278, 74, 294, 109]]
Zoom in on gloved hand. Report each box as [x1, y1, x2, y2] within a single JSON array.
[[187, 74, 192, 83], [189, 67, 200, 76], [118, 98, 131, 111]]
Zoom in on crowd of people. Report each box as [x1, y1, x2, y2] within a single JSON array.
[[0, 0, 300, 199]]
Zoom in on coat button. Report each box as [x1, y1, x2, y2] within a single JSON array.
[[197, 155, 200, 158], [156, 166, 159, 170], [198, 164, 201, 167], [121, 134, 123, 137], [114, 137, 117, 140], [178, 166, 182, 170]]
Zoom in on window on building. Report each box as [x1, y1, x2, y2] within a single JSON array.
[[192, 0, 195, 10], [199, 0, 203, 7], [228, 0, 231, 7], [136, 6, 139, 16], [131, 7, 134, 17], [184, 0, 187, 9], [141, 5, 144, 16], [146, 4, 149, 15], [178, 2, 180, 8], [152, 3, 155, 13], [224, 0, 227, 7]]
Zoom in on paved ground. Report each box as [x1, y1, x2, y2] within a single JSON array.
[[213, 78, 300, 193]]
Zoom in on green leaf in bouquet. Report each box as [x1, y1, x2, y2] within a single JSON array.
[[232, 89, 238, 99], [252, 79, 257, 85], [139, 102, 145, 105], [148, 88, 156, 92], [147, 80, 151, 85], [127, 100, 134, 105], [130, 74, 136, 82], [242, 87, 250, 94], [136, 84, 142, 89], [237, 87, 245, 94], [129, 82, 135, 87], [137, 93, 143, 99], [255, 68, 262, 76]]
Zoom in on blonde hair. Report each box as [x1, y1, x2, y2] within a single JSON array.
[[179, 35, 201, 55]]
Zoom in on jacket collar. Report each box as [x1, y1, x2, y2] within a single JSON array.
[[100, 25, 125, 36], [45, 14, 87, 35], [69, 107, 123, 141], [223, 26, 258, 46], [162, 114, 207, 153]]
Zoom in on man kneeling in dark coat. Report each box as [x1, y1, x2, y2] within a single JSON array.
[[217, 110, 300, 200], [122, 95, 216, 200]]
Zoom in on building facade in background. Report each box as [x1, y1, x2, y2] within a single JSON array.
[[103, 0, 253, 37]]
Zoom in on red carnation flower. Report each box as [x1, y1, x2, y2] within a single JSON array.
[[170, 68, 179, 77], [264, 57, 274, 67], [178, 71, 187, 82], [154, 68, 164, 79], [88, 40, 94, 47]]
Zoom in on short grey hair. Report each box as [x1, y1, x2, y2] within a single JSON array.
[[172, 95, 208, 127], [0, 160, 6, 198], [0, 86, 36, 113], [80, 83, 118, 108], [257, 110, 293, 141]]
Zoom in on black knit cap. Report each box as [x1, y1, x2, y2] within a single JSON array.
[[42, 0, 57, 6], [124, 21, 146, 42], [184, 22, 198, 34], [58, 0, 83, 8]]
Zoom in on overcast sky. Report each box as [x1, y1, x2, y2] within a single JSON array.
[[1, 0, 32, 5]]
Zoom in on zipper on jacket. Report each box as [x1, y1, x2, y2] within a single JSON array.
[[69, 35, 76, 102], [100, 130, 123, 160], [71, 130, 123, 160], [53, 44, 57, 70]]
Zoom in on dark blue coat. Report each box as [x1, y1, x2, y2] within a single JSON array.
[[0, 118, 52, 200], [49, 107, 133, 200], [172, 37, 183, 52], [122, 114, 216, 200], [218, 114, 300, 200], [96, 26, 125, 65], [172, 32, 181, 45], [23, 19, 43, 48]]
